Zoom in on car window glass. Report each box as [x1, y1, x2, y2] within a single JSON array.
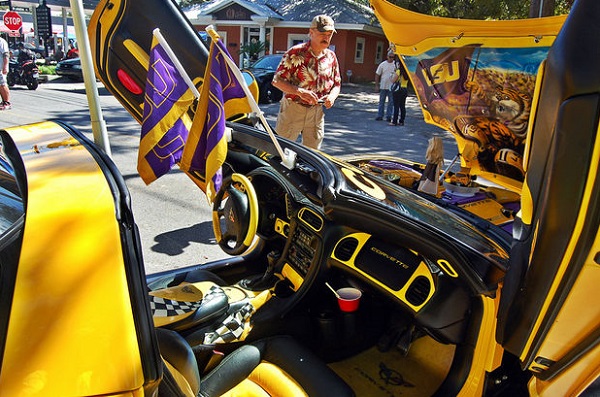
[[0, 141, 24, 235], [252, 55, 282, 70]]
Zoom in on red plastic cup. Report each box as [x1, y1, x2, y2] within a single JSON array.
[[336, 287, 362, 312]]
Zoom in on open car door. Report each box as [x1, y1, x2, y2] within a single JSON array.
[[371, 0, 600, 394], [89, 0, 209, 122], [495, 1, 600, 395]]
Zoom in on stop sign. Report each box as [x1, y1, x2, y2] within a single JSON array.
[[3, 11, 22, 31]]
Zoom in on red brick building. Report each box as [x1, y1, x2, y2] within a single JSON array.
[[184, 0, 388, 83]]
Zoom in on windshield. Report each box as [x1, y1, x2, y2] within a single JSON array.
[[251, 55, 282, 70], [334, 160, 510, 266]]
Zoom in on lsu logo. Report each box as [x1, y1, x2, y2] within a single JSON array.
[[420, 60, 461, 86]]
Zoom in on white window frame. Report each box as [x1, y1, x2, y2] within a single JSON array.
[[219, 31, 228, 47], [355, 37, 365, 64], [375, 41, 384, 64], [287, 33, 308, 48]]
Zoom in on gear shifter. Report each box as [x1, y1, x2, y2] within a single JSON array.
[[240, 250, 281, 291]]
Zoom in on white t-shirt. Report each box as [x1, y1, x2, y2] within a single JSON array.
[[376, 60, 397, 90], [0, 38, 9, 73]]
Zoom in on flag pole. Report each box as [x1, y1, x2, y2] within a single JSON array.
[[69, 0, 111, 156], [152, 28, 201, 99], [205, 25, 297, 170]]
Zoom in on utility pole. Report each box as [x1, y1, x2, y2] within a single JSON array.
[[530, 0, 556, 18]]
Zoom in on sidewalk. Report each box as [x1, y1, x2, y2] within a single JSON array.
[[28, 77, 457, 164], [259, 82, 458, 163]]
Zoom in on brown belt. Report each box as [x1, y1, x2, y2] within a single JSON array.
[[290, 99, 321, 108]]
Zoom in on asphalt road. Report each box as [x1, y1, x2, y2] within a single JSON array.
[[0, 76, 455, 274]]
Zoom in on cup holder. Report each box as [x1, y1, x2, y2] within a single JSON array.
[[314, 309, 362, 349]]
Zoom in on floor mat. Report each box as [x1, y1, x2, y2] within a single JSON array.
[[329, 336, 455, 397]]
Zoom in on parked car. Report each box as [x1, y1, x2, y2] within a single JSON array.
[[243, 54, 283, 103], [55, 57, 83, 81], [0, 0, 598, 396], [10, 42, 45, 59]]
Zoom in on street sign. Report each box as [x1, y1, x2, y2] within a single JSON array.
[[0, 1, 11, 8], [3, 11, 22, 31], [36, 4, 52, 40]]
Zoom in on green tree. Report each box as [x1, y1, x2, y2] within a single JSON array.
[[178, 0, 208, 8], [240, 39, 266, 62], [529, 0, 574, 17], [178, 0, 574, 19]]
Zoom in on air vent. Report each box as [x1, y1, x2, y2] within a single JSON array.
[[405, 276, 431, 307], [334, 237, 359, 262], [299, 208, 323, 231]]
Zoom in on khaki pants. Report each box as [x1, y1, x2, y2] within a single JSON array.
[[275, 99, 325, 150]]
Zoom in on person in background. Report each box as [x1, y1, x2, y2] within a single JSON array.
[[54, 45, 65, 62], [66, 43, 79, 59], [389, 55, 409, 126], [17, 42, 35, 63], [374, 50, 396, 121], [272, 14, 341, 150], [0, 37, 11, 111]]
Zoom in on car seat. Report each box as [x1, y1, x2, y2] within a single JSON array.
[[155, 328, 355, 396]]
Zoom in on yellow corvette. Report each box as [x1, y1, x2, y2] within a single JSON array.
[[0, 0, 598, 396]]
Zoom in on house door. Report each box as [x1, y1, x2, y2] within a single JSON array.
[[242, 26, 271, 66]]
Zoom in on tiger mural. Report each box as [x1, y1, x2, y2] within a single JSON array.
[[453, 82, 532, 180], [494, 87, 532, 139]]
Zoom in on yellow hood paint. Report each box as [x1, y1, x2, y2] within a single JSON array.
[[370, 0, 566, 52]]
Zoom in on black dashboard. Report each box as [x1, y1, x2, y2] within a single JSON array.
[[247, 167, 467, 332], [228, 134, 509, 343]]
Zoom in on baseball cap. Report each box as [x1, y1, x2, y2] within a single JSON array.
[[311, 15, 337, 33]]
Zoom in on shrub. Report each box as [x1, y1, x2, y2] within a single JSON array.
[[38, 65, 56, 75]]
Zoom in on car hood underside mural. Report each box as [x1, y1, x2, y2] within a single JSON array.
[[370, 0, 566, 187]]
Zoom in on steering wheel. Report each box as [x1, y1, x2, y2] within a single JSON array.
[[212, 173, 259, 255]]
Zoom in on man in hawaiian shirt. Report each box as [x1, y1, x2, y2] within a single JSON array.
[[272, 15, 341, 150]]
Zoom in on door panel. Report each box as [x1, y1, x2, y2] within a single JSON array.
[[496, 0, 600, 385]]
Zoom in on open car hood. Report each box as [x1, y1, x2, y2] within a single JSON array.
[[370, 0, 567, 189]]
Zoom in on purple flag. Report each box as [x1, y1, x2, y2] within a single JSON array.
[[416, 45, 479, 104], [138, 35, 195, 184], [180, 38, 251, 200]]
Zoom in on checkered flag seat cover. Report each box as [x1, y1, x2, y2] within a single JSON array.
[[201, 289, 272, 344], [149, 282, 229, 331], [149, 281, 273, 344], [202, 300, 254, 344]]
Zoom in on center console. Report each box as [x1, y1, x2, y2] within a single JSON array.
[[287, 225, 318, 276]]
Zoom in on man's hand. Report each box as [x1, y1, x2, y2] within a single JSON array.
[[321, 96, 334, 109], [297, 87, 319, 105]]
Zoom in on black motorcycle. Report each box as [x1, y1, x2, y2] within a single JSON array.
[[7, 59, 40, 90]]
